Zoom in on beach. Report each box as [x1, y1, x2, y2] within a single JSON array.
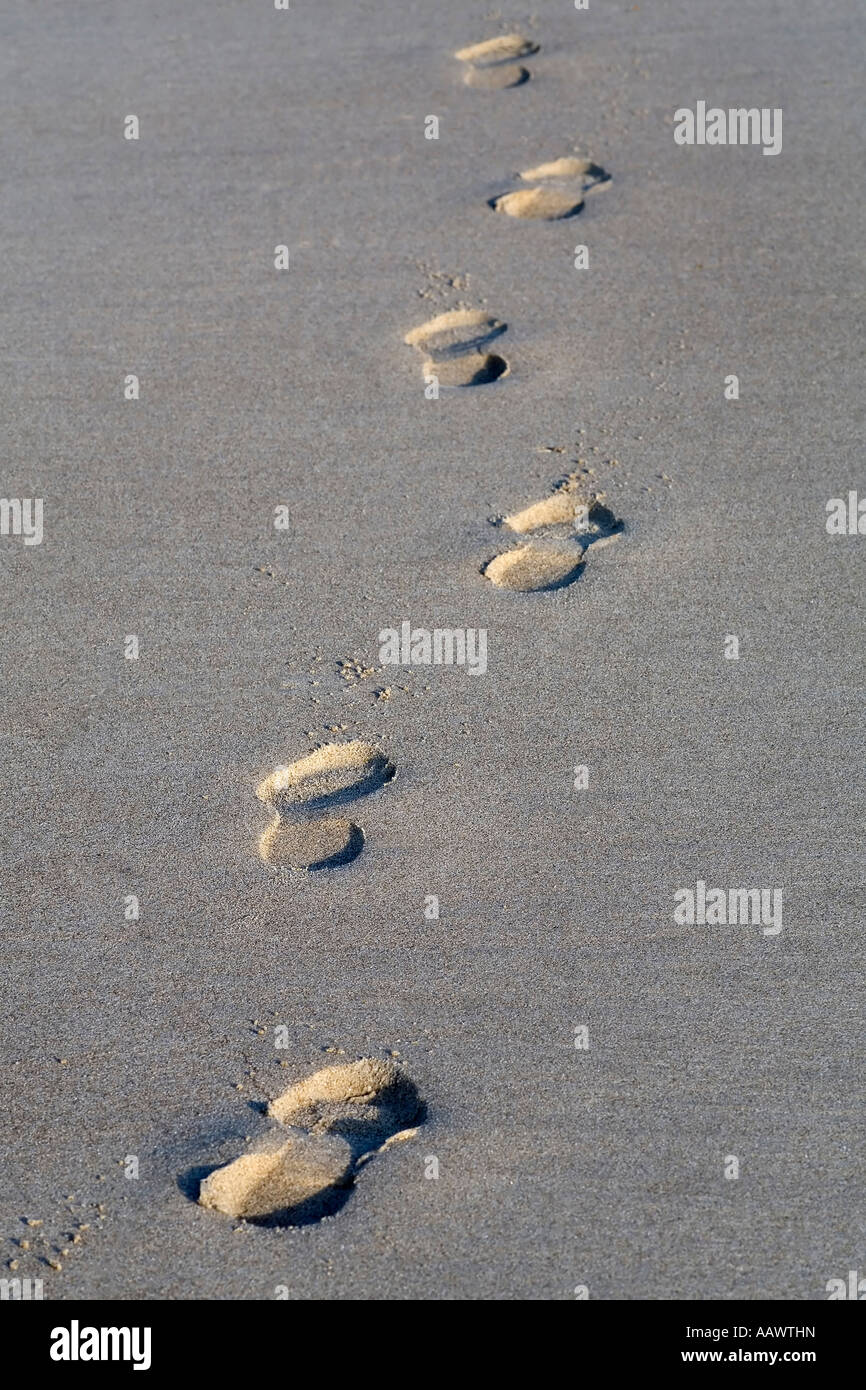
[[0, 0, 863, 1299]]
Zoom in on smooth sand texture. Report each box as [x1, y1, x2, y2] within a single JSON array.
[[1, 0, 864, 1300]]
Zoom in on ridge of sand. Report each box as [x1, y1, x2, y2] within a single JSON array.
[[454, 34, 538, 66], [483, 544, 586, 592], [485, 479, 625, 589], [504, 490, 588, 532], [520, 156, 599, 181], [256, 740, 394, 808], [403, 309, 505, 356]]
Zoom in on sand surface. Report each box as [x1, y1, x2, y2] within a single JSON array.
[[1, 0, 863, 1299]]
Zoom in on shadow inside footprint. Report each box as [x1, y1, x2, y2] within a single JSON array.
[[197, 1059, 424, 1229], [259, 818, 365, 871], [184, 1160, 353, 1227], [435, 352, 508, 386], [581, 500, 624, 543], [405, 309, 506, 359], [253, 1181, 355, 1229], [258, 741, 395, 814], [178, 1163, 220, 1202]]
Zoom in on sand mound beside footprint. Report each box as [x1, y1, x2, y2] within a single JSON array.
[[257, 741, 394, 811]]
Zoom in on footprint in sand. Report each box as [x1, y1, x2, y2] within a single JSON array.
[[404, 308, 509, 388], [483, 476, 624, 592], [454, 34, 539, 89], [491, 156, 610, 221], [256, 740, 395, 870], [198, 1059, 423, 1227]]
